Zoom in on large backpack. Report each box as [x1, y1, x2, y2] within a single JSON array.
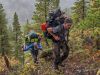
[[41, 9, 65, 40], [41, 9, 62, 32]]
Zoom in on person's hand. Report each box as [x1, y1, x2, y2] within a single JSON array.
[[53, 35, 60, 41], [47, 27, 53, 33], [21, 45, 24, 51]]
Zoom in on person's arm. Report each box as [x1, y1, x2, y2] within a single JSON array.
[[47, 25, 64, 33], [47, 26, 63, 41], [52, 25, 63, 33], [49, 32, 60, 41], [23, 43, 34, 51]]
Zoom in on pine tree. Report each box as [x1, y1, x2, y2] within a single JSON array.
[[13, 12, 20, 43], [12, 12, 22, 59], [23, 19, 31, 35], [77, 0, 100, 29], [0, 4, 11, 69], [72, 0, 87, 24], [71, 0, 88, 38], [88, 0, 100, 27], [33, 0, 60, 24]]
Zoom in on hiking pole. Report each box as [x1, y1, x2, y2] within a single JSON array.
[[42, 31, 49, 47]]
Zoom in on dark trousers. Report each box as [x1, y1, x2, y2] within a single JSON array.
[[30, 47, 39, 63], [53, 41, 69, 66]]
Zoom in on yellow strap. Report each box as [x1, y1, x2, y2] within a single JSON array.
[[31, 38, 38, 42]]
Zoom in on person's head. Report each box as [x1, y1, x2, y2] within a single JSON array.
[[63, 18, 73, 29]]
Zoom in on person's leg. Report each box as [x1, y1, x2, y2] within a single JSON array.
[[59, 41, 69, 65], [53, 42, 60, 69], [33, 50, 38, 64], [31, 47, 39, 64], [37, 43, 42, 50]]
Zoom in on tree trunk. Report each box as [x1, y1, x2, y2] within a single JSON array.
[[3, 54, 11, 70]]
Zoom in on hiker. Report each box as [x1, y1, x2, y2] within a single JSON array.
[[23, 29, 42, 64], [46, 9, 73, 70], [47, 18, 72, 70]]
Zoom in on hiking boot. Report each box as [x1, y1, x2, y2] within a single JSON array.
[[52, 64, 59, 70], [59, 63, 65, 67], [34, 60, 38, 64]]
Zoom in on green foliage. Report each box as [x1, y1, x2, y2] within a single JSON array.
[[71, 0, 87, 24], [73, 0, 100, 30], [13, 12, 21, 42], [77, 12, 100, 30], [33, 0, 60, 24], [23, 20, 31, 35], [12, 12, 23, 61], [0, 0, 99, 74], [0, 4, 11, 56]]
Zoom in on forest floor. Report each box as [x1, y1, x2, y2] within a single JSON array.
[[0, 49, 100, 75], [20, 49, 100, 75]]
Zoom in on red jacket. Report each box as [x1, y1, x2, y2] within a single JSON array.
[[41, 23, 47, 32]]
